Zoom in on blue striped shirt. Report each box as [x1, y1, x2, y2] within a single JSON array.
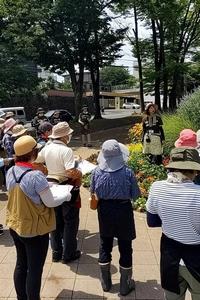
[[146, 180, 200, 245], [90, 166, 140, 200]]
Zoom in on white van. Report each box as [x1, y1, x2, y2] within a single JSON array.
[[0, 107, 27, 124]]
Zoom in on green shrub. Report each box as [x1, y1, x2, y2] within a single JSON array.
[[82, 173, 91, 187], [162, 113, 193, 155], [128, 151, 167, 212], [177, 89, 200, 131]]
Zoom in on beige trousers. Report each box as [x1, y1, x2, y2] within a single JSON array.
[[165, 266, 200, 300]]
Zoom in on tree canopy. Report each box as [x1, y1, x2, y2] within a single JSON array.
[[101, 66, 131, 86], [1, 0, 126, 117]]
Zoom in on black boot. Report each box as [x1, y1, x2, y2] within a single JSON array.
[[119, 266, 135, 296], [99, 263, 112, 292]]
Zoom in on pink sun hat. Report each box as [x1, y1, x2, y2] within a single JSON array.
[[3, 118, 17, 134], [175, 129, 197, 148]]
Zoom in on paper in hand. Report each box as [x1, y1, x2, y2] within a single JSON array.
[[50, 184, 74, 202], [77, 159, 96, 175]]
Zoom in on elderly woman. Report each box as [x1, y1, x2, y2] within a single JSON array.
[[142, 103, 165, 164], [90, 139, 140, 296], [6, 135, 74, 300], [146, 147, 200, 300]]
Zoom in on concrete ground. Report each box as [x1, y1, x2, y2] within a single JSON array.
[[0, 129, 192, 300], [0, 186, 165, 300]]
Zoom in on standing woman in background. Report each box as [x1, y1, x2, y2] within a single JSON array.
[[142, 103, 165, 165]]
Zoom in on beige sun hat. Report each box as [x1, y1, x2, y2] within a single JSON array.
[[5, 111, 15, 119], [12, 124, 27, 138], [0, 118, 5, 129], [14, 135, 41, 156], [49, 122, 73, 139]]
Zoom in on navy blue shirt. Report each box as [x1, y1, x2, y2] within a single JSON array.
[[90, 166, 140, 200]]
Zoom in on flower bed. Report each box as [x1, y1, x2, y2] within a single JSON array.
[[128, 143, 167, 212]]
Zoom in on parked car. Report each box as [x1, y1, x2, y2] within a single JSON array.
[[122, 103, 141, 109], [0, 107, 27, 123], [45, 109, 74, 124]]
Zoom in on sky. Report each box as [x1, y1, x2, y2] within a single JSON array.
[[112, 12, 150, 76]]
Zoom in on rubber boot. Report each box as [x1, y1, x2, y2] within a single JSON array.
[[99, 263, 112, 292], [87, 134, 92, 147], [81, 134, 86, 146], [119, 266, 135, 296]]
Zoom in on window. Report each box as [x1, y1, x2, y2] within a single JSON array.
[[17, 110, 24, 116]]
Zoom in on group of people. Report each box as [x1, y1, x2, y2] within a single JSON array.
[[0, 103, 200, 300], [31, 105, 93, 147]]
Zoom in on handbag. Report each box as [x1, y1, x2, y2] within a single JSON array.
[[89, 193, 99, 210]]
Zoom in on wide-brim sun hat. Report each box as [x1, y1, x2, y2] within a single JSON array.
[[174, 129, 197, 148], [12, 124, 27, 137], [4, 118, 17, 134], [49, 121, 73, 139], [166, 147, 200, 171], [5, 111, 15, 119], [14, 135, 41, 156], [97, 139, 129, 172]]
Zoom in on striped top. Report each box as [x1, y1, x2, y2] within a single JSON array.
[[146, 180, 200, 245]]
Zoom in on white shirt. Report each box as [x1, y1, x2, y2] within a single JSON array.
[[146, 180, 200, 245], [36, 140, 75, 179]]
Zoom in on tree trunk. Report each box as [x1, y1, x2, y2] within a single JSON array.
[[91, 31, 102, 119], [90, 66, 102, 119], [69, 63, 84, 119], [151, 19, 161, 110], [133, 5, 145, 112], [163, 71, 168, 111], [169, 70, 178, 111]]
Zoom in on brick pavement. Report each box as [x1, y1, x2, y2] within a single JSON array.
[[0, 143, 192, 299]]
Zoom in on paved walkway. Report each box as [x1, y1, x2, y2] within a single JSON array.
[[0, 141, 192, 299]]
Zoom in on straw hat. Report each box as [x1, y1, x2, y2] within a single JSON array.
[[3, 118, 17, 134], [12, 124, 27, 138], [0, 118, 5, 129], [174, 129, 197, 148], [49, 122, 73, 139], [166, 147, 200, 171], [14, 135, 41, 156], [97, 139, 129, 172]]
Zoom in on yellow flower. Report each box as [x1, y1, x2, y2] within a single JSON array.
[[128, 143, 143, 153]]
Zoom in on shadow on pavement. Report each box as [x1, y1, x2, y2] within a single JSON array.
[[0, 228, 14, 247]]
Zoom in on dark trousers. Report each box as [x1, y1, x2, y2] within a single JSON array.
[[50, 203, 80, 260], [99, 236, 133, 268], [149, 154, 163, 165], [10, 229, 49, 300]]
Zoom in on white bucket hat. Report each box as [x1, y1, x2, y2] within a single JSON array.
[[49, 122, 73, 139], [97, 139, 129, 172]]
